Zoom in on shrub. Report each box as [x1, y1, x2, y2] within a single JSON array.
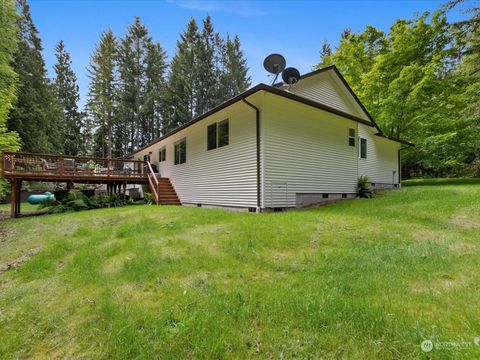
[[357, 176, 374, 198], [40, 189, 134, 214], [144, 192, 154, 204], [65, 189, 89, 211]]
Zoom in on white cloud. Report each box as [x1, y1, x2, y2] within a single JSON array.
[[168, 0, 269, 17]]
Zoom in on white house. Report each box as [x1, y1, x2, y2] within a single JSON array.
[[131, 65, 411, 211]]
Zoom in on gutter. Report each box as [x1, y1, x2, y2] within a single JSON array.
[[242, 98, 261, 212]]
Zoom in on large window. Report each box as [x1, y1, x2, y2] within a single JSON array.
[[207, 119, 229, 150], [159, 146, 166, 162], [174, 138, 186, 165], [359, 137, 367, 159], [348, 128, 355, 147]]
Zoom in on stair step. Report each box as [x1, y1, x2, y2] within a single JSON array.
[[147, 175, 180, 205]]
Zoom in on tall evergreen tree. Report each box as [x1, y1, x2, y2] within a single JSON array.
[[165, 17, 250, 133], [86, 29, 118, 158], [53, 40, 84, 155], [318, 39, 333, 68], [165, 18, 201, 131], [115, 17, 157, 155], [196, 16, 217, 115], [8, 0, 63, 153], [212, 32, 228, 102], [143, 41, 168, 142], [223, 35, 250, 99]]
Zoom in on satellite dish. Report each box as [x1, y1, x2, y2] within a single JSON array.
[[282, 67, 301, 85], [263, 54, 286, 75]]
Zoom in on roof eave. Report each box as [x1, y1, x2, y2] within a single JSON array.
[[129, 82, 376, 156], [374, 133, 415, 146]]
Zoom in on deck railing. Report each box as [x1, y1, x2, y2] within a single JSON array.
[[1, 151, 147, 180], [146, 162, 159, 204]]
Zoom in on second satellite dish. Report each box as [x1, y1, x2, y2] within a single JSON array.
[[263, 54, 286, 75], [282, 67, 301, 85]]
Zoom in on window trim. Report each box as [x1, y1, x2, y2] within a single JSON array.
[[174, 138, 186, 165], [348, 128, 355, 147], [207, 118, 229, 151], [159, 146, 166, 162], [359, 137, 367, 159]]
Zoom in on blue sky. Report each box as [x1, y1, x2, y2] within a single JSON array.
[[29, 0, 465, 107]]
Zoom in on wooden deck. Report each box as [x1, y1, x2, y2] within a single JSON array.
[[2, 151, 149, 218], [2, 152, 147, 183]]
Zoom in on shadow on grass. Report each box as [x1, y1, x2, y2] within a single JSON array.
[[402, 178, 480, 186]]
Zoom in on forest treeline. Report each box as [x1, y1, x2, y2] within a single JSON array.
[[317, 0, 479, 178], [0, 0, 478, 180], [1, 0, 250, 160]]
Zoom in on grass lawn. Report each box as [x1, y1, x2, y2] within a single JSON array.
[[402, 178, 480, 186], [0, 184, 479, 359], [0, 202, 42, 213]]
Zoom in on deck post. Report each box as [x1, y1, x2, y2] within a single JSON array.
[[10, 180, 16, 218], [67, 180, 74, 190], [17, 180, 22, 216], [10, 179, 21, 218], [123, 181, 127, 200]]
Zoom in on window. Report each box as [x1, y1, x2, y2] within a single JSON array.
[[348, 128, 355, 147], [159, 146, 166, 162], [143, 154, 151, 162], [359, 137, 367, 159], [174, 138, 186, 165], [207, 123, 217, 150], [322, 194, 329, 199], [218, 120, 229, 147], [207, 119, 229, 150]]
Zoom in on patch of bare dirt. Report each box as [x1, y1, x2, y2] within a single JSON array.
[[0, 227, 16, 243], [450, 214, 480, 229], [0, 246, 42, 273]]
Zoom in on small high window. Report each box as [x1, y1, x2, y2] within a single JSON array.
[[359, 137, 367, 159], [348, 128, 355, 147], [174, 138, 186, 165], [207, 119, 229, 150], [159, 146, 166, 162]]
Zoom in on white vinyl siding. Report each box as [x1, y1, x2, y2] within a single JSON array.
[[261, 93, 360, 208], [288, 71, 368, 121], [358, 124, 400, 185], [135, 98, 260, 208]]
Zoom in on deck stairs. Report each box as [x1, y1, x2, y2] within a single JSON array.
[[154, 176, 181, 205], [145, 162, 180, 205]]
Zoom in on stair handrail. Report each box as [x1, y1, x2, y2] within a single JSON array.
[[146, 161, 159, 204]]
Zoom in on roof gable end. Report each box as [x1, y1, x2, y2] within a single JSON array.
[[276, 66, 380, 130]]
